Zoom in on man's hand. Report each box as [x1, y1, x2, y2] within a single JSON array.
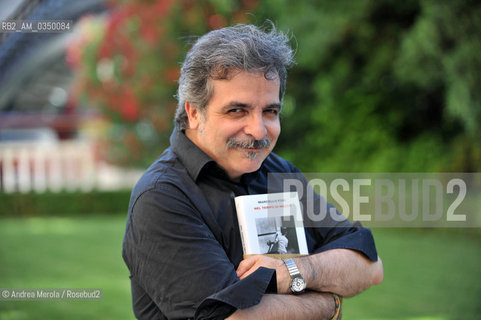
[[236, 255, 291, 293]]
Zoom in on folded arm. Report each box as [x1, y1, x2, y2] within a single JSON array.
[[298, 249, 383, 296], [237, 249, 383, 296], [226, 291, 336, 320]]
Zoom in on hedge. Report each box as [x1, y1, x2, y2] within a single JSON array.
[[0, 190, 132, 217]]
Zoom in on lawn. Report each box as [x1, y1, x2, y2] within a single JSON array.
[[343, 228, 481, 320], [0, 216, 480, 319], [0, 216, 132, 320]]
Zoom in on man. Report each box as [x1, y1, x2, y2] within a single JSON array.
[[122, 23, 383, 319], [267, 227, 288, 254]]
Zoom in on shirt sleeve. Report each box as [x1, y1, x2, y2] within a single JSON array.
[[295, 173, 379, 261], [122, 184, 276, 320], [306, 222, 379, 261]]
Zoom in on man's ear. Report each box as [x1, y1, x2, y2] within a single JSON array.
[[185, 101, 200, 130]]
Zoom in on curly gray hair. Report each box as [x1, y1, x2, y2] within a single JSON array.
[[174, 23, 295, 130]]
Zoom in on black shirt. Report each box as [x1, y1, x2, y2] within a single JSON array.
[[122, 128, 378, 320]]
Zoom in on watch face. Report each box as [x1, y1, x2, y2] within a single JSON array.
[[291, 276, 306, 293]]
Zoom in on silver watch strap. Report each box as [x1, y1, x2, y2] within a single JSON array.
[[283, 258, 301, 277]]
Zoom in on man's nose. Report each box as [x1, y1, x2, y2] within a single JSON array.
[[244, 113, 267, 140]]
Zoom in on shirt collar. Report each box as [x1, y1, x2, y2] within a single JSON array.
[[170, 127, 219, 181], [170, 127, 269, 184]]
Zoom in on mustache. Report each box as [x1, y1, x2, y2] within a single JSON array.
[[226, 137, 271, 149]]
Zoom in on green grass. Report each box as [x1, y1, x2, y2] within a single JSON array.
[[0, 217, 480, 319], [0, 215, 132, 320], [343, 228, 481, 320]]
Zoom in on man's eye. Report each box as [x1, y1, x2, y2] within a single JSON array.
[[228, 108, 243, 114], [265, 109, 279, 115]]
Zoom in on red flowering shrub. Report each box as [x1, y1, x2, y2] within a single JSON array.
[[68, 0, 257, 167]]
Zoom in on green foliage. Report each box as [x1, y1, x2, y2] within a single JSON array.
[[255, 0, 481, 172], [0, 191, 131, 217], [69, 0, 257, 168], [70, 0, 481, 172], [395, 1, 481, 136]]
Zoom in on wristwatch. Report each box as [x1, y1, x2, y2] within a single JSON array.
[[283, 258, 306, 294]]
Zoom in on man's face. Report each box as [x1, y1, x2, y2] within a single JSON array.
[[185, 71, 281, 179]]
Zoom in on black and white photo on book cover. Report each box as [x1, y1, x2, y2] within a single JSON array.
[[255, 215, 300, 254], [234, 192, 308, 257]]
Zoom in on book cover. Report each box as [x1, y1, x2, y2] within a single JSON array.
[[234, 192, 308, 259]]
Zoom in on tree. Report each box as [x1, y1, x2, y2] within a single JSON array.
[[70, 0, 481, 172], [257, 0, 481, 172]]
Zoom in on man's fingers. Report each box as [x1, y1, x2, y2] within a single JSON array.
[[236, 255, 260, 278]]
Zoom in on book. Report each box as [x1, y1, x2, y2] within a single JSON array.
[[234, 192, 308, 259]]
